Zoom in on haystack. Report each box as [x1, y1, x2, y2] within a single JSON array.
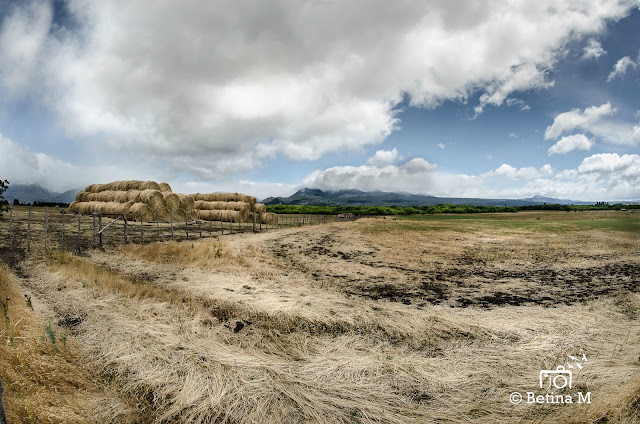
[[198, 209, 246, 223], [69, 201, 133, 215], [162, 192, 182, 211], [128, 203, 154, 222], [85, 180, 162, 193], [177, 193, 195, 211], [138, 189, 167, 211], [158, 182, 172, 192], [193, 192, 256, 205], [194, 200, 250, 214], [265, 212, 278, 225], [253, 203, 266, 215]]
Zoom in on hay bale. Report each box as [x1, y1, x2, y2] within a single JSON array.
[[71, 201, 132, 215], [158, 182, 172, 192], [266, 212, 278, 225], [253, 203, 266, 215], [194, 192, 256, 205], [198, 209, 246, 223], [162, 192, 181, 211], [177, 194, 195, 212], [85, 180, 161, 193], [139, 189, 167, 211], [194, 200, 250, 214], [75, 192, 89, 202], [128, 203, 154, 222]]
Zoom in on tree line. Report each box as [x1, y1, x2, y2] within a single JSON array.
[[266, 203, 639, 215]]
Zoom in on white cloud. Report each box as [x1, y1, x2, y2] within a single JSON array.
[[506, 97, 531, 111], [0, 132, 139, 191], [548, 134, 595, 155], [582, 38, 606, 60], [483, 163, 554, 180], [303, 153, 640, 201], [0, 0, 635, 179], [508, 132, 518, 139], [0, 0, 52, 94], [367, 148, 402, 167], [606, 55, 637, 82], [544, 103, 616, 140], [436, 143, 446, 149]]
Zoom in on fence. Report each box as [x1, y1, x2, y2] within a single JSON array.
[[0, 205, 360, 254]]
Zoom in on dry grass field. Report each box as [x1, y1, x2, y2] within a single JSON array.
[[0, 210, 639, 423]]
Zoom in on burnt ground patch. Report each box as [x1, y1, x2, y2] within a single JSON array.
[[347, 262, 640, 308]]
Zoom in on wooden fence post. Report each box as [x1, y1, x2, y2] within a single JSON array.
[[140, 211, 144, 242], [44, 207, 48, 250], [185, 211, 189, 240], [8, 204, 12, 251], [209, 214, 212, 237], [99, 209, 103, 248], [92, 213, 96, 248], [198, 210, 202, 238], [77, 212, 81, 252], [61, 211, 65, 248], [156, 209, 159, 240], [123, 210, 127, 243], [220, 217, 223, 235], [253, 211, 256, 232], [171, 209, 174, 240], [27, 205, 32, 253]]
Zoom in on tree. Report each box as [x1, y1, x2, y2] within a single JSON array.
[[0, 178, 8, 215]]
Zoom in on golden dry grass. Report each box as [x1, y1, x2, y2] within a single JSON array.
[[0, 210, 638, 423]]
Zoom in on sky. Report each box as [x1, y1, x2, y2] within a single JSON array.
[[0, 0, 639, 201]]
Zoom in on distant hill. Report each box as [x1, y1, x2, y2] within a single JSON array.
[[263, 188, 595, 207], [3, 183, 81, 205]]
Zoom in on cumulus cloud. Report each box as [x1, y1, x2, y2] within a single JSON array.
[[506, 98, 531, 111], [367, 148, 402, 167], [582, 38, 606, 60], [606, 55, 637, 82], [483, 164, 554, 180], [0, 132, 135, 191], [303, 153, 639, 201], [0, 0, 635, 179], [544, 102, 640, 146], [436, 143, 446, 149], [548, 134, 595, 155], [544, 103, 616, 140]]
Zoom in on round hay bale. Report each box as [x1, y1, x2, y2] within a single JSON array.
[[75, 192, 90, 202], [253, 203, 266, 215], [194, 200, 250, 214], [69, 201, 80, 213], [128, 203, 154, 222], [194, 192, 256, 205], [73, 201, 132, 215], [158, 182, 172, 192], [162, 192, 181, 211], [266, 212, 278, 225], [139, 189, 167, 211], [198, 209, 245, 223], [177, 194, 195, 212]]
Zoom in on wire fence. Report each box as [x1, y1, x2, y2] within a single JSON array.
[[0, 205, 360, 254]]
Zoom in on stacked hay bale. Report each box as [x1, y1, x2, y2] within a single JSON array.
[[70, 180, 177, 222], [190, 193, 276, 224]]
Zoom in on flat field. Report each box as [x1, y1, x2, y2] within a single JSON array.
[[0, 210, 638, 423]]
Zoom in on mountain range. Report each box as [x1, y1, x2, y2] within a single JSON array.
[[2, 184, 81, 205], [263, 188, 596, 207], [1, 184, 628, 207]]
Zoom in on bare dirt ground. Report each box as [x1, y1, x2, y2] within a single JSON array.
[[1, 211, 639, 423]]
